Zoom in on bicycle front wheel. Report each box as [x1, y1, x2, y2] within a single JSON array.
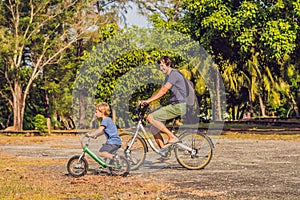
[[67, 155, 88, 177], [175, 132, 213, 170], [119, 132, 147, 170]]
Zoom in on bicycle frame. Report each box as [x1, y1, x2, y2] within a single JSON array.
[[121, 104, 215, 170], [78, 138, 120, 169], [127, 119, 193, 155], [128, 120, 161, 154]]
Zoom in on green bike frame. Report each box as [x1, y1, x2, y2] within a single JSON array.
[[81, 146, 120, 169]]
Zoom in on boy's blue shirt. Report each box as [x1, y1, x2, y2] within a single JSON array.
[[100, 117, 122, 145]]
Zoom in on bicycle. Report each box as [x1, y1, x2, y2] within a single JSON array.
[[67, 135, 130, 177], [119, 104, 214, 170]]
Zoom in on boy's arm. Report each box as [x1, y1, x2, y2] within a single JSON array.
[[87, 126, 105, 138]]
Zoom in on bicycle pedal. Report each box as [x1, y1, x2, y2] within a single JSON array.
[[159, 149, 172, 158], [159, 148, 170, 154], [157, 156, 170, 162]]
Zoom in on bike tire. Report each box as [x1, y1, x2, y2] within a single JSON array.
[[175, 132, 213, 170], [119, 132, 147, 170], [109, 155, 130, 176], [67, 155, 88, 177]]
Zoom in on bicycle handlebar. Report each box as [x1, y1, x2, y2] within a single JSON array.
[[80, 134, 91, 149], [137, 104, 149, 120]]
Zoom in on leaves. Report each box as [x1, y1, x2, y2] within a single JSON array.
[[150, 0, 300, 118], [261, 19, 298, 61]]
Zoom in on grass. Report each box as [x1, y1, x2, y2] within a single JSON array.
[[0, 134, 61, 145], [0, 150, 171, 199], [0, 135, 172, 199]]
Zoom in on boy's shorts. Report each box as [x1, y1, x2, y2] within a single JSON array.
[[99, 144, 121, 154]]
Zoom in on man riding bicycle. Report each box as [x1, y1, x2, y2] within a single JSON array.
[[139, 56, 187, 150]]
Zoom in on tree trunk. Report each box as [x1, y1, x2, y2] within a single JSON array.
[[214, 69, 223, 121], [248, 89, 254, 118], [258, 94, 266, 117], [77, 39, 83, 62], [13, 82, 25, 131], [77, 36, 85, 129], [112, 98, 116, 123], [291, 96, 299, 117], [45, 89, 52, 134], [234, 105, 239, 120], [79, 91, 86, 129]]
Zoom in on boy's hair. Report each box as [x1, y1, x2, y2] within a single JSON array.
[[157, 56, 174, 68], [95, 102, 111, 117]]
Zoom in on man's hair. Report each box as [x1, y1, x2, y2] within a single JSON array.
[[157, 56, 174, 68], [95, 102, 111, 117]]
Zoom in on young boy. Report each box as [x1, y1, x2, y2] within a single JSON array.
[[86, 102, 122, 161]]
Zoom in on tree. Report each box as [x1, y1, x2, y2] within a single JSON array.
[[72, 27, 223, 128], [0, 0, 100, 130], [149, 0, 300, 118]]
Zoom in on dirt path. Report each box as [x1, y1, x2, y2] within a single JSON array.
[[1, 136, 299, 199]]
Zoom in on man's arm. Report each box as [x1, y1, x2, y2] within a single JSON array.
[[141, 82, 172, 104]]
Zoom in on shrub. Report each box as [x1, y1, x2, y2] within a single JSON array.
[[33, 114, 48, 135]]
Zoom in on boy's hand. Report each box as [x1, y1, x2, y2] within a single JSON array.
[[85, 133, 97, 139]]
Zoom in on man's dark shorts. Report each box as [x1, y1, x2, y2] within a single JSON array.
[[99, 143, 121, 154]]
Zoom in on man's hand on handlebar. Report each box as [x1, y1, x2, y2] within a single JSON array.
[[138, 100, 150, 106]]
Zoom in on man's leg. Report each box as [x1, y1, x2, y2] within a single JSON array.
[[149, 125, 167, 148], [147, 114, 178, 147]]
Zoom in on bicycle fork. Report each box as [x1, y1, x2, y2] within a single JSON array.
[[126, 121, 144, 149]]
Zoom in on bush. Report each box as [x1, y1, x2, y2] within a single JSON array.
[[33, 114, 48, 135]]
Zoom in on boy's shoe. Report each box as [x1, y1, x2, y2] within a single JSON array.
[[112, 154, 120, 165]]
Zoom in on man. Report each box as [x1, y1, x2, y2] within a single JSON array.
[[139, 56, 187, 149]]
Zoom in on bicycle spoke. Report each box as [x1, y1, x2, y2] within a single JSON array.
[[119, 133, 147, 170], [175, 132, 213, 169]]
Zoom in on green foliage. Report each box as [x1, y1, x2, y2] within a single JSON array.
[[0, 0, 105, 130], [149, 0, 300, 118], [33, 114, 48, 135], [73, 27, 219, 126], [260, 19, 298, 61]]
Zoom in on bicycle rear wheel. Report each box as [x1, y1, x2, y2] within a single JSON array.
[[109, 155, 130, 176], [67, 155, 88, 177], [119, 132, 147, 170], [175, 132, 213, 170]]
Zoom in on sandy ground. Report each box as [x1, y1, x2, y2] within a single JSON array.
[[1, 135, 299, 199]]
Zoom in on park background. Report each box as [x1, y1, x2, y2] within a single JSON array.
[[0, 0, 299, 134]]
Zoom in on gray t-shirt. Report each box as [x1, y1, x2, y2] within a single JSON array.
[[100, 117, 122, 145], [164, 69, 187, 104]]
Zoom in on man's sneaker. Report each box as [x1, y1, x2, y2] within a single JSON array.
[[157, 156, 170, 162], [168, 137, 180, 145], [159, 146, 171, 157], [162, 137, 180, 149]]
